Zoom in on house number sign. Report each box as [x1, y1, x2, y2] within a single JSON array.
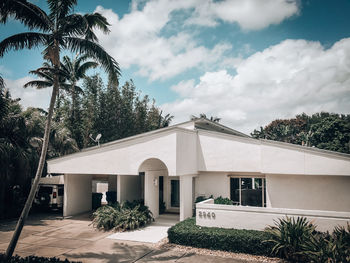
[[198, 210, 216, 219]]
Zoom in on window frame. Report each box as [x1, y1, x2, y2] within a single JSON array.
[[228, 175, 266, 207]]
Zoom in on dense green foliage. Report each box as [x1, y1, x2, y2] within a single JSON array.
[[92, 200, 153, 231], [264, 216, 316, 262], [251, 112, 350, 154], [214, 196, 234, 205], [0, 254, 80, 263], [265, 217, 350, 262], [62, 75, 173, 148], [167, 218, 274, 256]]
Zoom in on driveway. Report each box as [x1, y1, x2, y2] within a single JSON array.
[[0, 213, 270, 263]]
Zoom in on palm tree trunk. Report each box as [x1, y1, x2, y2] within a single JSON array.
[[5, 50, 60, 260]]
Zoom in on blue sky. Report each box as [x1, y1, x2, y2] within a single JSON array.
[[1, 0, 350, 133]]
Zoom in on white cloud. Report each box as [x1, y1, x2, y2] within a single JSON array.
[[186, 0, 299, 30], [4, 76, 52, 110], [162, 38, 350, 133], [94, 0, 299, 81]]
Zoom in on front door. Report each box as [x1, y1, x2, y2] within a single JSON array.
[[170, 179, 180, 207]]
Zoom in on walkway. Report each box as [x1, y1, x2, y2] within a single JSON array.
[[107, 214, 179, 243], [0, 213, 272, 262]]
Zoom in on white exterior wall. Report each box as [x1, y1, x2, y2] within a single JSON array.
[[195, 173, 230, 199], [144, 171, 161, 218], [267, 174, 350, 212], [118, 175, 141, 202], [48, 132, 178, 175], [198, 132, 261, 172], [64, 174, 92, 217], [196, 200, 350, 232], [261, 142, 350, 176], [180, 175, 194, 221]]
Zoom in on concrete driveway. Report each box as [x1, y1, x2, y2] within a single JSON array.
[[0, 213, 263, 263]]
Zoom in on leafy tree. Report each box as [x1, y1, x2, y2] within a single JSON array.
[[0, 0, 120, 258], [251, 112, 350, 154], [191, 113, 221, 122]]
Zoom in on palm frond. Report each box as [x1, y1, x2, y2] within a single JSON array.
[[24, 80, 52, 89], [83, 13, 110, 41], [0, 0, 52, 31], [65, 37, 120, 84], [76, 61, 98, 78], [0, 32, 48, 57]]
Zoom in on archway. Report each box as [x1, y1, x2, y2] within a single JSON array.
[[138, 158, 178, 218]]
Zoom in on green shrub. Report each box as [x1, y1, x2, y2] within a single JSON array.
[[214, 196, 233, 205], [92, 203, 120, 230], [168, 218, 273, 256], [0, 254, 80, 262], [302, 223, 350, 263], [92, 201, 153, 231], [264, 216, 316, 262]]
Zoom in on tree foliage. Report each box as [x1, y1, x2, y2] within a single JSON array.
[[251, 112, 350, 154]]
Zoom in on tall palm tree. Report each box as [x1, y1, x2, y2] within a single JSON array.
[[61, 54, 98, 146], [0, 0, 120, 258]]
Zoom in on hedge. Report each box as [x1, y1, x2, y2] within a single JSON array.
[[167, 218, 274, 256], [0, 254, 81, 263]]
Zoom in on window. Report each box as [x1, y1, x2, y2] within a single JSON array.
[[230, 177, 266, 207]]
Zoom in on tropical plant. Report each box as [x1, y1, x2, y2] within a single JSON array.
[[264, 216, 315, 262], [0, 0, 120, 258], [92, 204, 121, 231], [92, 201, 153, 232]]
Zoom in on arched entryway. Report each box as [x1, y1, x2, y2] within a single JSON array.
[[138, 158, 179, 218]]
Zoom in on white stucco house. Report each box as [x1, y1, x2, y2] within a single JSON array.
[[47, 118, 350, 231]]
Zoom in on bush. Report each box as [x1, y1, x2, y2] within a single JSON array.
[[92, 200, 153, 231], [214, 196, 233, 205], [302, 223, 350, 263], [264, 216, 315, 262], [0, 254, 80, 263], [168, 218, 273, 256]]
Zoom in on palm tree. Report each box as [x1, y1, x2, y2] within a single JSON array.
[[61, 54, 98, 146], [0, 0, 120, 258]]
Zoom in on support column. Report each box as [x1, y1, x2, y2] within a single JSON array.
[[180, 174, 194, 221], [64, 174, 92, 217], [144, 171, 159, 218]]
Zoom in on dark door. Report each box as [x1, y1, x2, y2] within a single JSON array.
[[171, 179, 180, 207]]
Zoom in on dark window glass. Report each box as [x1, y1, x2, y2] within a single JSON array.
[[230, 177, 266, 207], [230, 178, 240, 204], [38, 186, 52, 194], [171, 180, 180, 207], [58, 187, 64, 196]]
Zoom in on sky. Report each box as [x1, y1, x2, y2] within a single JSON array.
[[1, 0, 350, 133]]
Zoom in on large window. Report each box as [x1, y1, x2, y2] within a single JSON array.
[[230, 177, 266, 207]]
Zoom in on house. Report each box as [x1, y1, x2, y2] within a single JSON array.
[[47, 118, 350, 231]]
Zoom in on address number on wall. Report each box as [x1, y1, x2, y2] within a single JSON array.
[[198, 211, 216, 219]]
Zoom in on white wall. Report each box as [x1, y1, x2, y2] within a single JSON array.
[[48, 131, 178, 176], [144, 170, 161, 218], [176, 131, 197, 175], [118, 175, 141, 202], [196, 200, 350, 232], [198, 132, 261, 172], [195, 173, 230, 199], [267, 174, 350, 212], [64, 174, 92, 217], [180, 175, 194, 220]]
